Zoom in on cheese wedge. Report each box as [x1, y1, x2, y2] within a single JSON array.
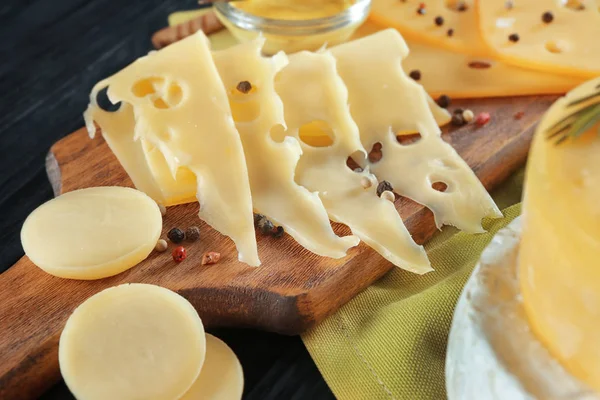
[[369, 0, 489, 55], [212, 38, 358, 258], [476, 0, 600, 78], [331, 29, 501, 232], [59, 284, 206, 400], [519, 77, 600, 392], [87, 31, 260, 266], [275, 50, 431, 273]]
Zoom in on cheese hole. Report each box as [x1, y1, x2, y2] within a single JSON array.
[[269, 124, 286, 143], [368, 142, 383, 163], [153, 98, 169, 109], [396, 132, 422, 145], [346, 156, 362, 171], [229, 98, 261, 123], [431, 181, 449, 192], [545, 40, 567, 54], [298, 121, 335, 147], [132, 77, 164, 97], [95, 87, 121, 112], [562, 0, 586, 10], [468, 61, 492, 69], [445, 0, 467, 11], [166, 83, 183, 107]]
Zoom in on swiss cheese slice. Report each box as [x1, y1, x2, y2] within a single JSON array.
[[180, 334, 244, 400], [212, 39, 358, 258], [59, 284, 206, 400], [331, 29, 501, 232], [369, 0, 489, 55], [88, 31, 260, 266], [476, 0, 600, 78], [21, 187, 162, 280], [275, 50, 431, 273]]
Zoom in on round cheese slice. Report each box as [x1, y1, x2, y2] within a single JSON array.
[[180, 334, 244, 400], [446, 218, 598, 400], [21, 186, 162, 280], [59, 283, 206, 400]]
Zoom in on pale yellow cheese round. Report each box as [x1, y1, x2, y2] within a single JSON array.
[[59, 283, 206, 400], [21, 186, 162, 280], [180, 334, 244, 400]]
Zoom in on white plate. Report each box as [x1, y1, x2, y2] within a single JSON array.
[[445, 217, 598, 400]]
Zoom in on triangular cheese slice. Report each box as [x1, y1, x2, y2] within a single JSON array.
[[331, 29, 501, 232], [274, 50, 431, 273], [369, 0, 489, 55], [88, 31, 260, 266], [212, 39, 358, 258], [476, 0, 600, 78]]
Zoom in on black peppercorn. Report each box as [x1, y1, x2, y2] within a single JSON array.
[[273, 226, 285, 238], [258, 218, 274, 235], [508, 33, 520, 42], [451, 113, 466, 126], [409, 69, 422, 81], [447, 28, 454, 37], [436, 94, 451, 108], [185, 226, 201, 242], [253, 213, 265, 227], [434, 16, 444, 26], [542, 11, 554, 23], [236, 81, 252, 94], [377, 180, 394, 197], [453, 108, 464, 115], [167, 228, 185, 244]]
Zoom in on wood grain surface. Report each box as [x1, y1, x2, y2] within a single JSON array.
[[0, 95, 556, 399]]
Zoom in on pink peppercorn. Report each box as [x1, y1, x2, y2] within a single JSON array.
[[172, 246, 187, 262], [475, 112, 491, 126]]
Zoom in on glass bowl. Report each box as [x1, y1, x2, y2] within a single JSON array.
[[213, 0, 372, 55]]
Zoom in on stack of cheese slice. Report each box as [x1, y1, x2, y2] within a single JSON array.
[[367, 0, 593, 98], [447, 78, 600, 399], [59, 283, 244, 400], [85, 29, 499, 272]]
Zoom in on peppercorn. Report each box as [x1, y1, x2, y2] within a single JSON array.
[[185, 226, 200, 242], [273, 226, 285, 238], [476, 112, 491, 126], [253, 213, 265, 227], [258, 217, 274, 235], [381, 190, 395, 202], [236, 81, 252, 94], [514, 111, 525, 120], [451, 113, 465, 126], [167, 227, 185, 244], [447, 29, 454, 37], [172, 246, 186, 262], [201, 251, 221, 265], [409, 69, 422, 81], [453, 108, 464, 115], [155, 239, 168, 252], [417, 3, 426, 15], [377, 180, 394, 197], [436, 94, 451, 108], [462, 109, 475, 122], [542, 11, 554, 23], [434, 16, 444, 26], [509, 33, 520, 42]]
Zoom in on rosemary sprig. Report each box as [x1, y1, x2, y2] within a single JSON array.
[[546, 84, 600, 145]]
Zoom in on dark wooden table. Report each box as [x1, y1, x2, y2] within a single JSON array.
[[0, 1, 335, 398]]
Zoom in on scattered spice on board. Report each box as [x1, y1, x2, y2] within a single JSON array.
[[462, 109, 474, 122], [451, 113, 466, 126], [273, 226, 285, 238], [409, 70, 422, 81], [377, 180, 394, 197], [476, 112, 491, 126], [509, 33, 520, 42], [434, 16, 444, 26], [514, 111, 525, 120], [201, 251, 221, 265], [417, 3, 426, 15], [155, 239, 168, 252], [172, 246, 187, 262], [542, 11, 554, 23], [447, 28, 454, 37], [185, 226, 201, 242], [436, 94, 451, 108], [167, 227, 185, 244], [257, 217, 274, 235]]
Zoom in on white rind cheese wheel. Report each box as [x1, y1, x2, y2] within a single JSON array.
[[446, 218, 599, 400], [180, 334, 244, 400], [21, 186, 162, 280], [59, 283, 206, 400]]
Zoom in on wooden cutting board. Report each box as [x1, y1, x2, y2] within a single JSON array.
[[0, 96, 555, 399]]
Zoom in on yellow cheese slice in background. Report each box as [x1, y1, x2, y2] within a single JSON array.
[[180, 334, 244, 400], [213, 39, 358, 258], [59, 284, 206, 400], [275, 50, 431, 273], [369, 0, 489, 55], [21, 187, 161, 280], [91, 31, 260, 266], [476, 0, 600, 78], [331, 29, 501, 232], [519, 77, 600, 392]]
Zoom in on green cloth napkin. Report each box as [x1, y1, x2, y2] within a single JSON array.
[[301, 169, 525, 400], [164, 13, 527, 399]]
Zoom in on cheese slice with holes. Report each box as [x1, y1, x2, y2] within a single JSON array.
[[369, 0, 489, 55], [87, 31, 259, 266], [212, 38, 358, 258], [331, 29, 501, 232], [275, 50, 431, 273], [476, 0, 600, 78]]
